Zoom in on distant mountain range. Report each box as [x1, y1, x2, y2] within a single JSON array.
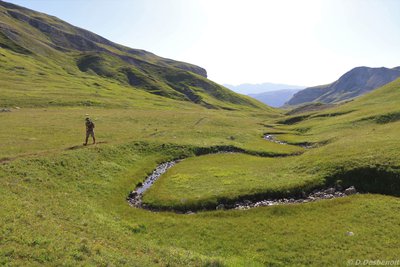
[[248, 89, 301, 107], [223, 83, 305, 107], [223, 83, 305, 95], [287, 66, 400, 106]]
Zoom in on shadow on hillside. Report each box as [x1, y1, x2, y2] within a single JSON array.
[[327, 167, 400, 196]]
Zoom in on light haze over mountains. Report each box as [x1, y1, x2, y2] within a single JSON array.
[[224, 83, 305, 107]]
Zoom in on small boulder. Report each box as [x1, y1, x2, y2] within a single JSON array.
[[128, 191, 138, 198], [243, 200, 252, 205], [324, 187, 335, 194], [346, 231, 354, 236], [344, 186, 357, 195]]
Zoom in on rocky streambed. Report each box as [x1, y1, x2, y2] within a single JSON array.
[[263, 134, 314, 149], [263, 134, 287, 145], [127, 160, 177, 208], [228, 186, 357, 210]]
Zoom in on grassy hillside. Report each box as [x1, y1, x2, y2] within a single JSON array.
[[0, 1, 267, 110], [1, 1, 400, 266]]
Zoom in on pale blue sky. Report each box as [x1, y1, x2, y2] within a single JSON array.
[[4, 0, 400, 86]]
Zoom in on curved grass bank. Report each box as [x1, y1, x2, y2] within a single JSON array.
[[142, 153, 324, 211]]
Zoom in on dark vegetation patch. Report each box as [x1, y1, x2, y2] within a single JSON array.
[[327, 166, 400, 196], [374, 111, 400, 124], [257, 123, 285, 128], [77, 54, 116, 78], [357, 111, 400, 125], [165, 82, 203, 103], [294, 127, 311, 134], [286, 102, 335, 115], [278, 110, 354, 125], [283, 138, 331, 149], [122, 67, 147, 87], [219, 106, 236, 111], [311, 110, 354, 119], [278, 114, 312, 125], [0, 31, 31, 54], [78, 100, 103, 107], [192, 145, 301, 158]]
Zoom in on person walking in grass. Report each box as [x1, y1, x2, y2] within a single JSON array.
[[84, 116, 96, 145]]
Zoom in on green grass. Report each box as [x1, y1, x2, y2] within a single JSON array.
[[1, 142, 400, 266], [0, 106, 302, 159]]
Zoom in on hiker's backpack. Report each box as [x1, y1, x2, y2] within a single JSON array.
[[87, 119, 95, 129]]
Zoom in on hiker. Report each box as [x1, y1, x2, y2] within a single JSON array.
[[84, 117, 96, 145]]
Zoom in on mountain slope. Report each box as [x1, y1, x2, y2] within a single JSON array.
[[287, 66, 400, 105], [0, 1, 267, 110], [249, 89, 300, 107]]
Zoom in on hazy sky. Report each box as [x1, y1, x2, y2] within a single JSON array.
[[5, 0, 400, 86]]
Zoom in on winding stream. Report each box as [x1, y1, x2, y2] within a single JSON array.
[[264, 134, 314, 149], [127, 135, 356, 212], [128, 161, 178, 208]]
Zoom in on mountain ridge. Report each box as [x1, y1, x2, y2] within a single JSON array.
[[287, 66, 400, 106]]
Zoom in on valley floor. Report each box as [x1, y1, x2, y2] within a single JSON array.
[[1, 91, 400, 266]]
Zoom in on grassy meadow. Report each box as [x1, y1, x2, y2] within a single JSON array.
[[2, 78, 400, 265], [2, 140, 400, 266]]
